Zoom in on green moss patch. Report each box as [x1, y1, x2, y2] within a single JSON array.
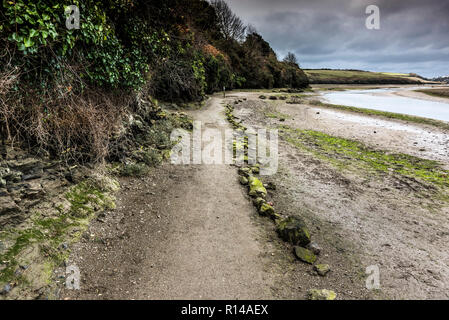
[[280, 125, 449, 195], [0, 177, 118, 295]]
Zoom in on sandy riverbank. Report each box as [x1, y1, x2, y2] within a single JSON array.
[[229, 90, 449, 299]]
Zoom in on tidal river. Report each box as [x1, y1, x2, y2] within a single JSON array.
[[321, 87, 449, 122]]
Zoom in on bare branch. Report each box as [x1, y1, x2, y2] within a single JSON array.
[[211, 0, 246, 42]]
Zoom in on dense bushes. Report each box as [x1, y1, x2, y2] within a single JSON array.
[[0, 0, 308, 163]]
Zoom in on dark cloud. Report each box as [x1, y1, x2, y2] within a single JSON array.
[[226, 0, 449, 77]]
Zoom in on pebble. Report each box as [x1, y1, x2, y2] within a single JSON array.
[[1, 284, 11, 295], [307, 242, 322, 255]]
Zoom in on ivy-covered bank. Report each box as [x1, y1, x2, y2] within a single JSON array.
[[0, 0, 308, 163]]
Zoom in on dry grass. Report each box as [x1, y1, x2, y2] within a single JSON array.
[[0, 63, 132, 163]]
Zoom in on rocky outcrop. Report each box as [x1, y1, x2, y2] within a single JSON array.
[[0, 148, 72, 227], [0, 148, 119, 299]]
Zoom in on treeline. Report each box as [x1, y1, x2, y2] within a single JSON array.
[[432, 76, 449, 84], [0, 0, 308, 100], [0, 0, 308, 162]]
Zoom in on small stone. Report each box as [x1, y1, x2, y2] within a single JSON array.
[[307, 242, 321, 255], [1, 284, 11, 295], [314, 264, 330, 276], [294, 246, 317, 264], [239, 176, 248, 185], [238, 167, 251, 177], [259, 203, 275, 217], [308, 289, 337, 300], [252, 197, 266, 209]]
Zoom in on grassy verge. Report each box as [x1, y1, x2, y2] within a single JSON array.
[[416, 88, 449, 99], [279, 125, 449, 194], [309, 100, 449, 131]]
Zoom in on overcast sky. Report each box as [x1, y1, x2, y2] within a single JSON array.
[[226, 0, 449, 78]]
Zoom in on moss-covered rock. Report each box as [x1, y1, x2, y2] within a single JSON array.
[[276, 216, 311, 246], [248, 176, 267, 198], [251, 165, 260, 174], [314, 264, 330, 276], [308, 289, 337, 301], [239, 176, 249, 185], [294, 246, 316, 264], [259, 203, 275, 217], [252, 197, 266, 210], [238, 167, 252, 177]]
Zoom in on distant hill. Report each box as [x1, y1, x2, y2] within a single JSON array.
[[304, 69, 437, 85]]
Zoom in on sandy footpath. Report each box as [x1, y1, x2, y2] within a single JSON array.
[[60, 96, 372, 300]]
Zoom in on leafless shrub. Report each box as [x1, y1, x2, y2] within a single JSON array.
[[0, 65, 132, 163], [283, 52, 299, 66], [0, 59, 20, 143]]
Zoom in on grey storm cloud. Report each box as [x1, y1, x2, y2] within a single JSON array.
[[225, 0, 449, 77]]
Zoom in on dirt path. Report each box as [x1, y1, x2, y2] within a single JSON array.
[[59, 97, 276, 299], [59, 95, 380, 300]]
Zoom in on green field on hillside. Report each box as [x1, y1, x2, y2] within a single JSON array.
[[304, 69, 427, 84]]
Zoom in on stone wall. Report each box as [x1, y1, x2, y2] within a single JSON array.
[[0, 147, 74, 228]]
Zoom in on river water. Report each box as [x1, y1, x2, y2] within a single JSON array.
[[321, 87, 449, 122]]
